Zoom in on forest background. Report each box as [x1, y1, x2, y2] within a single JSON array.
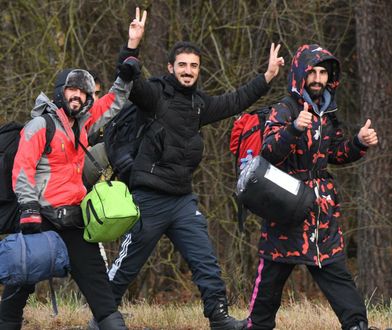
[[0, 0, 391, 311]]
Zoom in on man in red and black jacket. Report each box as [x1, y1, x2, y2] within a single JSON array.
[[246, 44, 378, 330]]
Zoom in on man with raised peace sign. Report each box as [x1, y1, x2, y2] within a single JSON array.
[[106, 7, 284, 330], [248, 44, 378, 330]]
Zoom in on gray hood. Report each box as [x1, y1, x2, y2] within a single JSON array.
[[31, 92, 59, 118]]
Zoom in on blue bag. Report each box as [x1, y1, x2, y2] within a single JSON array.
[[0, 231, 70, 286]]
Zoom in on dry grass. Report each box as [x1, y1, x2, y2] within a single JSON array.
[[20, 296, 392, 330]]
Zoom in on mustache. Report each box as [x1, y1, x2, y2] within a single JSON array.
[[68, 96, 83, 105], [181, 74, 194, 78], [308, 82, 325, 88]]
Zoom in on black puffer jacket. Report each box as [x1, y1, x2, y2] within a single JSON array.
[[119, 46, 270, 195]]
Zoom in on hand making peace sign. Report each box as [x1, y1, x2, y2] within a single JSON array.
[[264, 43, 285, 83], [127, 7, 147, 49]]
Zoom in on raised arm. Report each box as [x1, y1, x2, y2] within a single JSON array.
[[264, 43, 285, 84], [201, 43, 284, 125], [328, 119, 378, 165], [86, 9, 147, 134], [127, 7, 147, 49]]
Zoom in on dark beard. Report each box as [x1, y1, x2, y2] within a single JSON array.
[[305, 83, 326, 100], [67, 96, 83, 110], [165, 74, 197, 95]]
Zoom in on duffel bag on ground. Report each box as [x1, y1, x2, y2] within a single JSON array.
[[81, 180, 140, 243], [0, 231, 70, 286], [238, 156, 316, 226]]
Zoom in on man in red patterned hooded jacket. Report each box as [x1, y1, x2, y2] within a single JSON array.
[[245, 44, 378, 330]]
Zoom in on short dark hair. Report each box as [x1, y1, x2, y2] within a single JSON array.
[[168, 41, 201, 65], [88, 70, 102, 86]]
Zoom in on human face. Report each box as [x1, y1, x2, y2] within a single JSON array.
[[305, 66, 328, 99], [63, 87, 87, 111], [167, 52, 200, 87], [93, 83, 102, 102]]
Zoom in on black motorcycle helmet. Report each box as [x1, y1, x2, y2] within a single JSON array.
[[53, 69, 95, 118]]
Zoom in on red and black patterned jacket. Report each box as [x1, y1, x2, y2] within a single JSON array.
[[260, 44, 367, 267]]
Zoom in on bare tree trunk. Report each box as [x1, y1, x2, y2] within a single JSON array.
[[140, 1, 169, 76], [356, 0, 392, 302]]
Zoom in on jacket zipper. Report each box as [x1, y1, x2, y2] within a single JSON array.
[[192, 94, 202, 130], [311, 115, 323, 268], [38, 179, 48, 201], [314, 181, 322, 268]]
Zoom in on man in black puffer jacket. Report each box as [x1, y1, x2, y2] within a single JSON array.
[[106, 7, 284, 330]]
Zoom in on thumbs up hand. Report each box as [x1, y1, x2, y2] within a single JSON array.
[[294, 102, 313, 131], [358, 119, 378, 147]]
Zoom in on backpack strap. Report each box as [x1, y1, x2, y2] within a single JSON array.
[[48, 278, 59, 316], [150, 76, 175, 98], [42, 114, 56, 155], [280, 95, 300, 119], [43, 231, 59, 316], [76, 136, 106, 175], [233, 192, 248, 233]]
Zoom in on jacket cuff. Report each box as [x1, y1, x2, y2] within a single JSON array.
[[122, 44, 140, 58], [19, 201, 41, 212], [353, 135, 368, 150], [286, 122, 304, 137], [259, 73, 271, 88]]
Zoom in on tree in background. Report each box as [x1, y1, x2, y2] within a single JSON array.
[[355, 0, 392, 302]]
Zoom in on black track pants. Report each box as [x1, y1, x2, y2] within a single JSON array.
[[108, 189, 227, 317], [247, 258, 367, 330]]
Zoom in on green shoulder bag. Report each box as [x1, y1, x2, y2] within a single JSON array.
[[81, 180, 139, 242], [79, 139, 140, 243]]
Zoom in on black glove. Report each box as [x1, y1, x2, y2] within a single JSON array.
[[19, 203, 42, 234], [117, 56, 141, 82]]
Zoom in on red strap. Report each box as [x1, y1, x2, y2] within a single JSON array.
[[20, 215, 42, 224]]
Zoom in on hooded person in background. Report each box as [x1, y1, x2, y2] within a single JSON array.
[[0, 55, 140, 329], [245, 44, 378, 330]]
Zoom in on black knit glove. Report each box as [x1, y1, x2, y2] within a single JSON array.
[[118, 56, 141, 82], [19, 203, 42, 234]]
